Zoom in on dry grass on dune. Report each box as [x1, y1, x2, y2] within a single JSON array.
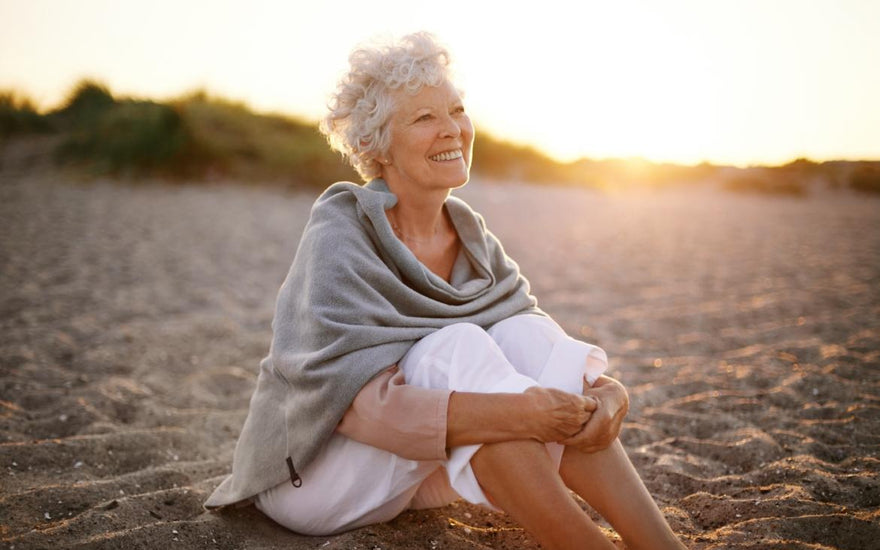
[[1, 168, 878, 549]]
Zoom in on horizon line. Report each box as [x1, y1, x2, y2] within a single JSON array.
[[3, 79, 878, 169]]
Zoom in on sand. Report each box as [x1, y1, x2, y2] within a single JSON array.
[[1, 165, 878, 549]]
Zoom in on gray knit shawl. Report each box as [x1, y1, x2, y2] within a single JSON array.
[[206, 179, 541, 508]]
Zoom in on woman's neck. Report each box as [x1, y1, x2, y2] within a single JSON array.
[[386, 202, 451, 245], [383, 184, 452, 243]]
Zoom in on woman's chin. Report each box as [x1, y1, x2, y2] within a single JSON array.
[[438, 164, 470, 188], [444, 173, 470, 190]]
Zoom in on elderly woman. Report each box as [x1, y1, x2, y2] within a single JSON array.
[[206, 33, 685, 550]]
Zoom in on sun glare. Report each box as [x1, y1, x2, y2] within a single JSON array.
[[448, 1, 728, 164], [0, 0, 877, 165]]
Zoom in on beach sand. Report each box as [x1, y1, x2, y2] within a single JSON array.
[[1, 167, 878, 549]]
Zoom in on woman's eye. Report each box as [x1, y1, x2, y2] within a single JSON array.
[[416, 114, 432, 122], [453, 106, 465, 115]]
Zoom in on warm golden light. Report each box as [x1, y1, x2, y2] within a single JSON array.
[[1, 0, 878, 166]]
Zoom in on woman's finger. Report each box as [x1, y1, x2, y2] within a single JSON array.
[[582, 396, 599, 412]]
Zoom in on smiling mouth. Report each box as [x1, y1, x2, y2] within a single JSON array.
[[429, 149, 463, 162]]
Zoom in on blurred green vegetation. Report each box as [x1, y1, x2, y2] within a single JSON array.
[[0, 91, 53, 138], [53, 81, 190, 175], [54, 80, 115, 127], [175, 91, 356, 186], [472, 137, 570, 183], [3, 79, 358, 187], [721, 168, 807, 196], [2, 79, 878, 194], [848, 166, 880, 193]]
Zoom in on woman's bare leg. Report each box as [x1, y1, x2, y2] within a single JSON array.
[[470, 439, 617, 550], [560, 440, 686, 550]]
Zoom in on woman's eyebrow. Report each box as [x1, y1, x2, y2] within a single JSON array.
[[408, 105, 437, 117]]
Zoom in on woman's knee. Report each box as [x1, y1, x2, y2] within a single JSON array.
[[404, 323, 498, 368], [436, 322, 493, 343], [487, 315, 563, 378], [488, 314, 564, 347], [401, 322, 529, 392]]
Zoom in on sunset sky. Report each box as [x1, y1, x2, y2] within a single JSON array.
[[1, 0, 878, 166]]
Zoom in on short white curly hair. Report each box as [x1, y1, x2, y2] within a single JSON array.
[[320, 32, 452, 181]]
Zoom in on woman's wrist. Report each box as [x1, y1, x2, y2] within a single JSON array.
[[514, 389, 542, 439]]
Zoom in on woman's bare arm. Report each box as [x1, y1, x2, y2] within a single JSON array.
[[446, 387, 597, 448]]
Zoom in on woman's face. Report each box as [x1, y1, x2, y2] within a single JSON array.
[[381, 80, 474, 194]]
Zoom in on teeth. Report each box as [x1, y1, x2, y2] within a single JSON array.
[[430, 149, 463, 162]]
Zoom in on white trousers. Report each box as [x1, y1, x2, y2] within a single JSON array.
[[255, 314, 607, 536]]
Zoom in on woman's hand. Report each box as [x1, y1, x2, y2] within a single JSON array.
[[561, 375, 629, 453], [522, 386, 598, 443]]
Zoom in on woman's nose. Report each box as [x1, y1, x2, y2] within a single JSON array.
[[439, 114, 461, 138]]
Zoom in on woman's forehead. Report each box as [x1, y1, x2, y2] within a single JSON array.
[[394, 81, 463, 111]]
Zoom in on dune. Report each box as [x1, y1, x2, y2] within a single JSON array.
[[1, 169, 878, 549]]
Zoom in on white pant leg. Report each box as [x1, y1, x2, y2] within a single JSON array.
[[399, 323, 539, 509], [488, 314, 608, 389], [255, 433, 440, 535], [487, 314, 609, 467], [400, 322, 539, 395]]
